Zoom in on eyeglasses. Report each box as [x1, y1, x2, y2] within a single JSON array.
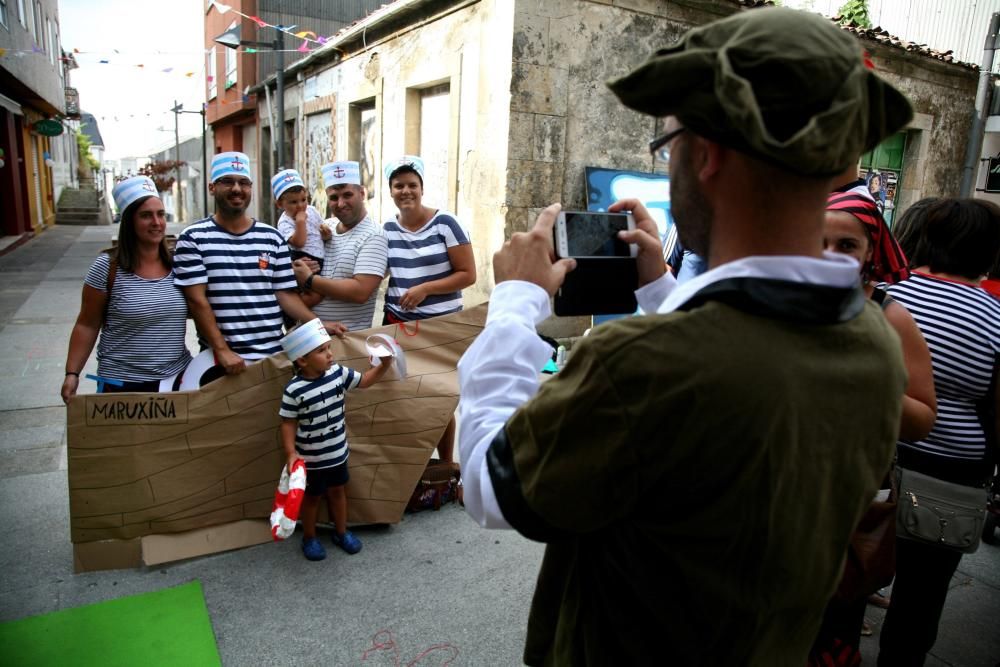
[[648, 127, 687, 166], [216, 177, 252, 189]]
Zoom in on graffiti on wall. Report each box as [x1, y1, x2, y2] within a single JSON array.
[[306, 110, 335, 218]]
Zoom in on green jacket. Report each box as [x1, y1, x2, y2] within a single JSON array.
[[489, 279, 906, 666]]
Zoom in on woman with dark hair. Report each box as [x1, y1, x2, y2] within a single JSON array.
[[810, 192, 937, 665], [381, 155, 476, 324], [382, 155, 476, 463], [892, 196, 940, 267], [61, 176, 192, 402], [879, 198, 1000, 665]]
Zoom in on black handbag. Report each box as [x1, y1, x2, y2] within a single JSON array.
[[895, 466, 988, 553]]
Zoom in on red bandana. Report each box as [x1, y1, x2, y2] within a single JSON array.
[[827, 192, 910, 284]]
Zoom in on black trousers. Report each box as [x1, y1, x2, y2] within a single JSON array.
[[877, 537, 963, 666]]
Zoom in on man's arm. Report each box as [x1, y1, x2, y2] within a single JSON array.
[[293, 261, 383, 304], [275, 289, 318, 323], [458, 282, 555, 529], [182, 284, 245, 374], [458, 204, 575, 528]]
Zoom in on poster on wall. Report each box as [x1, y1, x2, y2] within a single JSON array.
[[860, 168, 899, 227], [584, 167, 675, 259], [358, 107, 378, 203]]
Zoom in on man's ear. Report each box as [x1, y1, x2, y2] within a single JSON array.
[[698, 139, 726, 183]]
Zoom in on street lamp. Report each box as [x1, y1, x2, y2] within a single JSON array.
[[214, 22, 286, 170], [171, 101, 209, 218]]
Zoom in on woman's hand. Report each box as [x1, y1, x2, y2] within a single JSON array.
[[399, 284, 430, 310], [61, 374, 80, 404]]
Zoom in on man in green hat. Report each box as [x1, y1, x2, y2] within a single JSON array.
[[457, 6, 914, 665]]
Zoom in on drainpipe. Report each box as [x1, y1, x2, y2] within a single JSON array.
[[959, 12, 1000, 197]]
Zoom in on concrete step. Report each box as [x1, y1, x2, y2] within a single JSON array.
[[56, 214, 104, 226], [58, 207, 100, 214]]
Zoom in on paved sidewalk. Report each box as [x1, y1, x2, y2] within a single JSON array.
[[0, 225, 997, 665], [0, 225, 541, 665]]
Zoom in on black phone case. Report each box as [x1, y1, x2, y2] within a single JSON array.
[[554, 257, 639, 316]]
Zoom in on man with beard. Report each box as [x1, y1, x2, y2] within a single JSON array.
[[174, 152, 329, 375], [292, 161, 388, 331], [456, 7, 914, 665]]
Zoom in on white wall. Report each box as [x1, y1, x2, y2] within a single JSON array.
[[782, 0, 1000, 69]]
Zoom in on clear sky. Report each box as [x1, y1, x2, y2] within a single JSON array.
[[58, 0, 206, 161]]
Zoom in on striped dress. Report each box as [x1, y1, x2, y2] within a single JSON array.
[[173, 217, 297, 360], [383, 211, 470, 321], [278, 365, 361, 470], [85, 254, 192, 382], [887, 272, 1000, 461]]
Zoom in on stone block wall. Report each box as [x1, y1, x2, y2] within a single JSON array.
[[866, 43, 977, 207]]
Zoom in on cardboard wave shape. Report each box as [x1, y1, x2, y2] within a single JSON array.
[[66, 304, 487, 572]]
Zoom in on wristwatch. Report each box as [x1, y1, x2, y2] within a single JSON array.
[[304, 273, 316, 291]]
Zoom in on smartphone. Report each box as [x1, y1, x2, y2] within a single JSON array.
[[554, 211, 638, 259]]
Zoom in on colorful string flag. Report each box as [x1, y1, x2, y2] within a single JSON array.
[[162, 67, 173, 73], [212, 1, 232, 14], [99, 59, 109, 64], [185, 72, 195, 77], [249, 15, 267, 27], [245, 48, 257, 54], [296, 31, 316, 52], [0, 48, 6, 58]]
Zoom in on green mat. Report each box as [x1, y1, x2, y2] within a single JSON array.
[[0, 580, 221, 667]]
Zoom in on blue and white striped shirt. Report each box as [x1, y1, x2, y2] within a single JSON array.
[[383, 212, 470, 321], [278, 365, 362, 470], [887, 272, 1000, 461], [85, 254, 192, 382], [173, 217, 297, 360]]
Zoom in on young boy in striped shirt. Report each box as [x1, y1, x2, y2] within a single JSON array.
[[279, 319, 392, 561]]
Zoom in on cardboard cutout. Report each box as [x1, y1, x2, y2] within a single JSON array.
[[67, 305, 486, 572]]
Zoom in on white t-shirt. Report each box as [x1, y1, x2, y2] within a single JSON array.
[[312, 215, 388, 331], [277, 204, 327, 260]]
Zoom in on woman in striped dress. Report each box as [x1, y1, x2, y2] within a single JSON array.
[[382, 156, 476, 323], [809, 192, 937, 664], [879, 198, 1000, 666], [382, 156, 476, 463], [61, 176, 192, 402]]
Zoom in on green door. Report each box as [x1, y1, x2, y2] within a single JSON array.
[[859, 132, 906, 227]]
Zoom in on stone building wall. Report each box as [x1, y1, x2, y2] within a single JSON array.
[[505, 0, 978, 234], [863, 42, 977, 208]]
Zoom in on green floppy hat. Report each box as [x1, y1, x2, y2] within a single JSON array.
[[608, 7, 913, 176]]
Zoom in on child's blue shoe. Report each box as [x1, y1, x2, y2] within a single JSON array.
[[302, 537, 326, 561], [331, 530, 362, 554]]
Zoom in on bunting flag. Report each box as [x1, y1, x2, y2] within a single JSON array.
[[206, 0, 337, 50]]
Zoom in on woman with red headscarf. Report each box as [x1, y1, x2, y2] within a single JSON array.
[[809, 192, 937, 666]]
